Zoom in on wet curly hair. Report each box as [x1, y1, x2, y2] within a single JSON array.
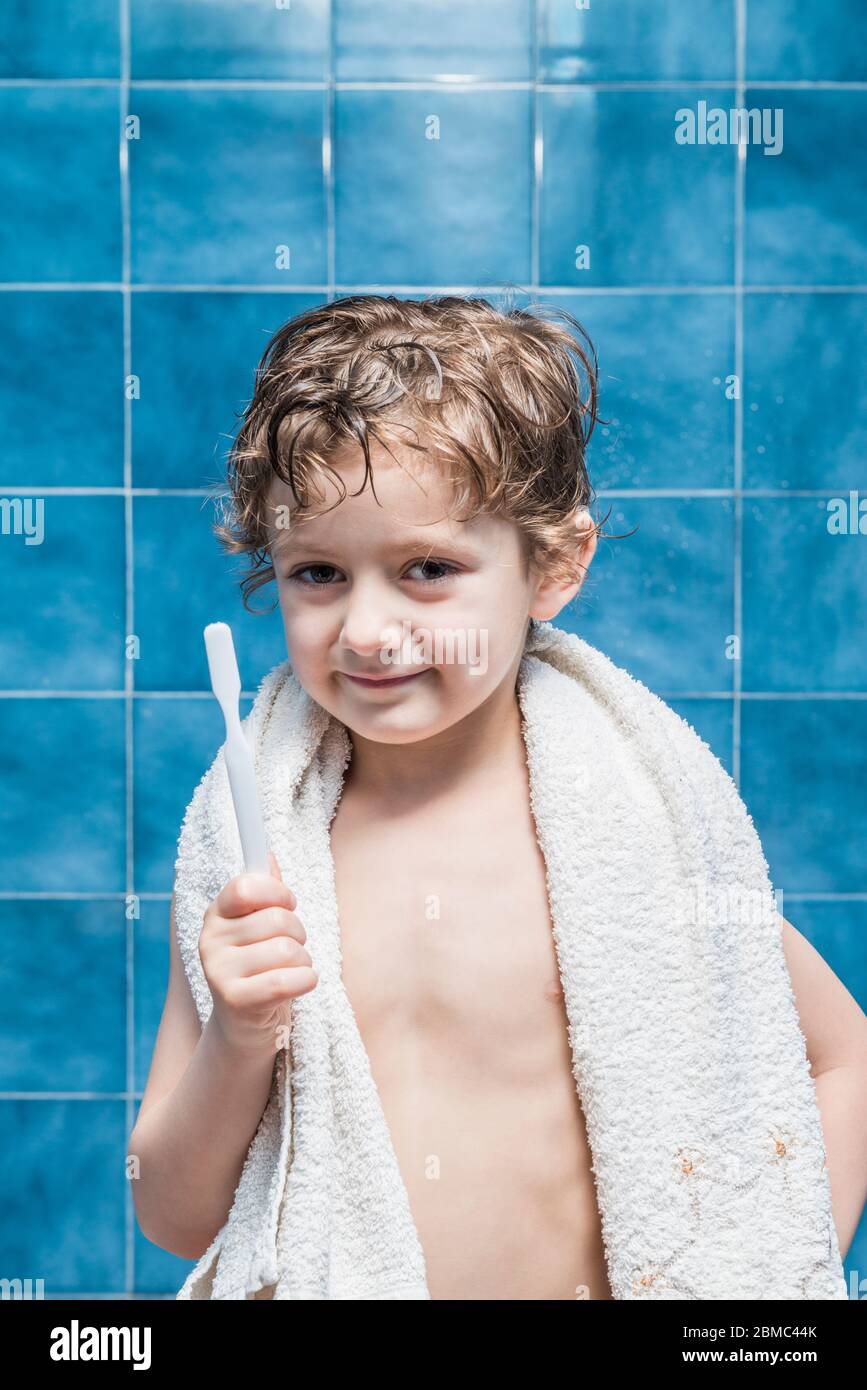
[[213, 289, 607, 612]]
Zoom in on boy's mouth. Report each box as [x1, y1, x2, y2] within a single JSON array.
[[338, 668, 430, 688]]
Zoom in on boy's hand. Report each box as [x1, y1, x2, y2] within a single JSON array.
[[199, 851, 318, 1056]]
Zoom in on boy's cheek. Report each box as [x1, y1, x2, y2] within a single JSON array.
[[279, 613, 326, 662]]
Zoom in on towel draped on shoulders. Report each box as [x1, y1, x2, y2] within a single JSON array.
[[171, 621, 848, 1300]]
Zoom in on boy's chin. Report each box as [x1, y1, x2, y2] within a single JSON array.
[[348, 723, 445, 746], [337, 701, 443, 738], [329, 691, 468, 742], [342, 696, 499, 747]]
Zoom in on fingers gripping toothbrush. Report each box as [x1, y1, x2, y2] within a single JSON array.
[[204, 622, 270, 876]]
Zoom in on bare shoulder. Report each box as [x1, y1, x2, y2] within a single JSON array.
[[779, 915, 867, 1077]]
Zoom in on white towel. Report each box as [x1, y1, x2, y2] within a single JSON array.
[[171, 620, 848, 1299]]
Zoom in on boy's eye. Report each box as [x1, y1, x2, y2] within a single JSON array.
[[288, 559, 459, 587], [289, 563, 340, 587], [404, 559, 460, 585]]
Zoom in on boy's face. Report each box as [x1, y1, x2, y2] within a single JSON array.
[[267, 435, 591, 745]]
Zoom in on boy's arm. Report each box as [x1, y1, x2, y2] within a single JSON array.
[[128, 891, 277, 1260], [780, 915, 867, 1260]]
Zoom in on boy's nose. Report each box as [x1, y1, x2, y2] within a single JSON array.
[[337, 592, 403, 660]]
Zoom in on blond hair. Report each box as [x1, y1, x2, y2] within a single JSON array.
[[214, 291, 605, 610]]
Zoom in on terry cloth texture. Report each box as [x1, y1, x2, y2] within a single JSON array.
[[172, 620, 847, 1300]]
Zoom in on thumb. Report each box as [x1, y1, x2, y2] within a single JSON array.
[[268, 849, 283, 882]]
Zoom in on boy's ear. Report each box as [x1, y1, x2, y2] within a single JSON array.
[[528, 508, 597, 622]]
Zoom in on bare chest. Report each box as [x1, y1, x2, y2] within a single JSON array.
[[330, 786, 612, 1300]]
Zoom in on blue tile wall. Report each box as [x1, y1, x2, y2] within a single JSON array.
[[744, 91, 867, 285], [573, 497, 736, 692], [743, 293, 867, 491], [539, 0, 736, 82], [573, 292, 736, 490], [2, 293, 125, 487], [541, 89, 736, 285], [0, 2, 121, 79], [335, 89, 533, 284], [0, 89, 122, 281], [131, 291, 325, 489], [336, 0, 533, 81], [0, 1, 864, 1299], [131, 0, 329, 82], [130, 90, 328, 285], [746, 1, 867, 82]]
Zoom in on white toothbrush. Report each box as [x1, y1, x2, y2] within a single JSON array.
[[204, 622, 270, 875]]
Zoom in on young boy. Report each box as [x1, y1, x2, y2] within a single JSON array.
[[130, 294, 867, 1300]]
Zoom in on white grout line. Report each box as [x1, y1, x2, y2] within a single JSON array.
[[1, 282, 866, 294], [3, 686, 861, 700], [0, 1093, 142, 1100], [0, 690, 256, 698], [119, 0, 135, 1300], [325, 1, 335, 297], [531, 0, 541, 290], [40, 1293, 179, 1300], [785, 895, 867, 903], [0, 890, 864, 905], [0, 78, 865, 92], [665, 691, 867, 701], [0, 686, 861, 700], [599, 488, 845, 498], [0, 892, 173, 900], [0, 486, 848, 497], [3, 689, 861, 700], [732, 0, 746, 789], [0, 487, 225, 495]]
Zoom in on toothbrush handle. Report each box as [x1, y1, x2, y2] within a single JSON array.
[[224, 728, 270, 875]]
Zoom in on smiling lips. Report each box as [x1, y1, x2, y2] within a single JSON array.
[[339, 668, 429, 688]]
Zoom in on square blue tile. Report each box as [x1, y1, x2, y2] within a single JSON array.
[[0, 698, 125, 893], [130, 90, 327, 285], [744, 91, 867, 285], [565, 497, 735, 693], [133, 495, 286, 690], [335, 90, 532, 285], [540, 90, 736, 286], [0, 0, 120, 78], [0, 88, 122, 282], [0, 1100, 126, 1294], [0, 292, 124, 487], [740, 700, 867, 892], [131, 0, 328, 81], [667, 697, 734, 776], [746, 0, 867, 82], [0, 901, 126, 1091], [131, 291, 326, 488], [537, 291, 735, 488], [539, 0, 735, 82], [743, 497, 867, 691], [743, 293, 867, 490], [0, 496, 125, 691], [336, 0, 532, 80], [134, 695, 253, 895]]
